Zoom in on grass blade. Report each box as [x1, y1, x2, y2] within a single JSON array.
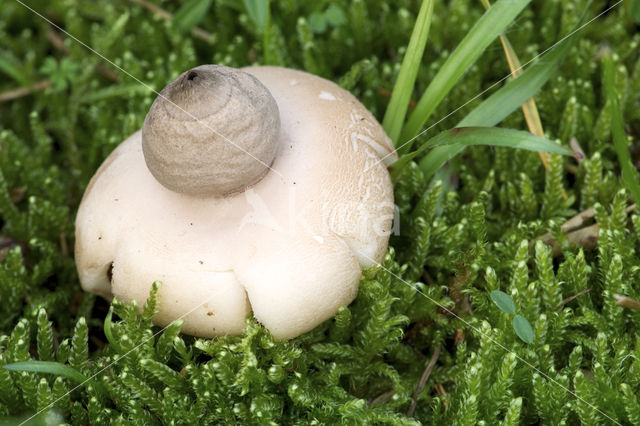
[[603, 50, 640, 204], [382, 0, 434, 145], [4, 360, 86, 383], [501, 38, 550, 167], [103, 305, 122, 353], [173, 0, 213, 33], [391, 127, 571, 181], [418, 23, 579, 180], [398, 0, 532, 152], [3, 360, 108, 397], [243, 0, 270, 32], [480, 0, 549, 169], [630, 0, 640, 23]]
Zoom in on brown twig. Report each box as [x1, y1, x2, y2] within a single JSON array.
[[407, 346, 441, 418], [59, 232, 69, 257], [556, 224, 599, 256], [96, 63, 120, 81], [0, 80, 51, 102], [368, 389, 395, 405], [564, 204, 634, 233], [9, 186, 26, 204], [565, 163, 579, 175], [537, 224, 599, 257], [434, 382, 448, 407], [128, 0, 171, 19], [46, 29, 69, 54], [90, 335, 106, 349], [454, 328, 465, 344], [561, 207, 595, 233], [537, 204, 636, 256], [552, 287, 592, 311], [127, 0, 216, 44], [0, 236, 21, 262], [422, 269, 436, 286]]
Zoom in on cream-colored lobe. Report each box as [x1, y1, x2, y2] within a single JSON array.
[[75, 66, 397, 339]]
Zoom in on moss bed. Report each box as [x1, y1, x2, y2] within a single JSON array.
[[1, 0, 640, 424]]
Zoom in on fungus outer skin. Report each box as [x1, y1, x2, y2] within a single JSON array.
[[75, 66, 397, 339]]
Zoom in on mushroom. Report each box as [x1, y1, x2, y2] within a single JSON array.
[[75, 65, 397, 340]]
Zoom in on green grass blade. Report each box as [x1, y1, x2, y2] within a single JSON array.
[[398, 0, 532, 152], [243, 0, 270, 32], [480, 0, 550, 169], [418, 23, 579, 180], [103, 305, 123, 353], [391, 127, 571, 181], [457, 48, 574, 128], [382, 0, 434, 145], [173, 0, 213, 33], [3, 361, 108, 397], [258, 1, 275, 65], [603, 51, 640, 204], [3, 360, 87, 383], [630, 0, 640, 23]]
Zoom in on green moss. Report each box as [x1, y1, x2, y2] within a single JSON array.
[[1, 0, 640, 423]]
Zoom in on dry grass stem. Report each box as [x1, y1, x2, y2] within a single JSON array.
[[407, 346, 441, 418]]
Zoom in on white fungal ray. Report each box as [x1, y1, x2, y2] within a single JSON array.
[[76, 66, 397, 340]]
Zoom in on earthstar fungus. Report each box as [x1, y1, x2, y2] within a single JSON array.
[[75, 65, 397, 340]]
